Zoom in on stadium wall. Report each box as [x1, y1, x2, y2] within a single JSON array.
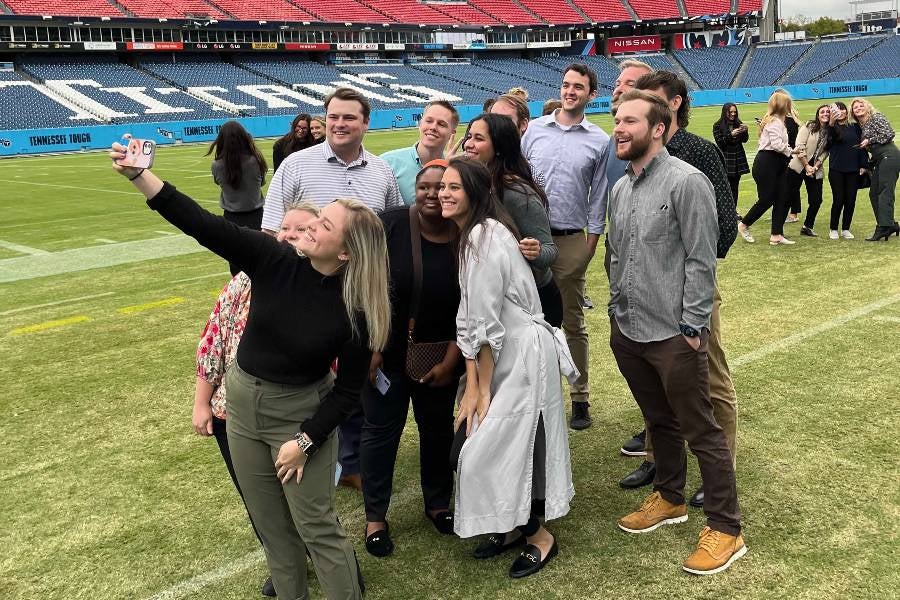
[[1, 78, 898, 157]]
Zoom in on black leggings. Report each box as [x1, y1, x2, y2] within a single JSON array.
[[727, 175, 741, 209], [537, 279, 563, 328], [828, 170, 859, 231], [786, 170, 824, 228], [742, 150, 790, 235]]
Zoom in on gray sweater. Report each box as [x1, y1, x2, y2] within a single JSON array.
[[501, 182, 558, 287], [211, 155, 265, 213]]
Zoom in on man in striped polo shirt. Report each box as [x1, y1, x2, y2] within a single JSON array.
[[261, 87, 402, 234], [260, 87, 401, 491]]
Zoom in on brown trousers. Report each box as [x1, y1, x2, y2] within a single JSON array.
[[610, 319, 741, 536], [645, 281, 737, 466], [550, 232, 592, 403]]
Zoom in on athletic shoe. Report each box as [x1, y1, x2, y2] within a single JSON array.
[[682, 526, 748, 575], [829, 230, 840, 240], [841, 230, 855, 239], [617, 491, 687, 534], [570, 401, 592, 430], [620, 430, 647, 456], [738, 223, 754, 243]]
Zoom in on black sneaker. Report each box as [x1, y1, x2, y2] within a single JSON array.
[[582, 295, 594, 309], [619, 460, 656, 489], [569, 401, 592, 430], [620, 430, 647, 456], [261, 576, 276, 597], [689, 488, 704, 508]]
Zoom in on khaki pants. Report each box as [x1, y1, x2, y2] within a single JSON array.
[[550, 232, 592, 403], [646, 281, 738, 466], [226, 363, 362, 600]]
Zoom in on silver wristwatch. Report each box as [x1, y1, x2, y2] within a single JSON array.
[[294, 432, 315, 456]]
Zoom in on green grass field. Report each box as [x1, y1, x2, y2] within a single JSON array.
[[2, 95, 899, 600]]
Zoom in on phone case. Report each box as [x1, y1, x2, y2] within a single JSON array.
[[117, 138, 155, 169]]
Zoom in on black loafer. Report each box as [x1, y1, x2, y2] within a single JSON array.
[[261, 575, 276, 597], [426, 510, 455, 535], [365, 523, 394, 558], [800, 225, 817, 237], [509, 540, 559, 579], [619, 460, 656, 489], [689, 488, 705, 508], [473, 532, 524, 559]]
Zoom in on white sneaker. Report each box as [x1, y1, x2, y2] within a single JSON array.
[[841, 230, 855, 239], [829, 230, 839, 240]]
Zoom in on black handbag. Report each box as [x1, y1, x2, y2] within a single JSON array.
[[858, 171, 871, 189], [405, 205, 452, 381]]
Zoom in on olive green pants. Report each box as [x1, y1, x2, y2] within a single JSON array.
[[225, 363, 362, 600]]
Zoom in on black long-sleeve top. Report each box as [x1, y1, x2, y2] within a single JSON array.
[[828, 124, 869, 173], [148, 182, 371, 447]]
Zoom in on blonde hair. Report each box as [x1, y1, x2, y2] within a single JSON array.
[[618, 58, 654, 74], [507, 86, 529, 101], [849, 97, 877, 124], [311, 114, 326, 127], [760, 90, 793, 130], [333, 199, 390, 352], [285, 200, 319, 217]]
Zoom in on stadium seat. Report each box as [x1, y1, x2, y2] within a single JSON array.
[[0, 70, 100, 130], [682, 0, 730, 16], [739, 42, 811, 88], [3, 0, 123, 17], [289, 0, 386, 23], [355, 0, 460, 25], [534, 55, 619, 91], [781, 36, 886, 84], [570, 0, 632, 23], [467, 0, 539, 24], [116, 0, 227, 20], [816, 35, 900, 83], [628, 0, 683, 21], [673, 45, 747, 89], [736, 0, 763, 13], [424, 1, 501, 26], [516, 0, 586, 24], [207, 0, 317, 22]]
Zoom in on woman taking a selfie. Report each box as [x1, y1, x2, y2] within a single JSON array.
[[442, 156, 574, 580], [826, 101, 868, 239], [111, 138, 389, 600], [359, 159, 460, 558]]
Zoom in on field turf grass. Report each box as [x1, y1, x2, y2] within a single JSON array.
[[1, 95, 899, 600]]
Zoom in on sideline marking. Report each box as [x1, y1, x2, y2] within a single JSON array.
[[95, 238, 118, 244], [873, 315, 900, 324], [118, 297, 184, 315], [0, 239, 49, 255], [172, 272, 230, 283], [731, 292, 900, 368], [155, 230, 177, 236], [0, 291, 115, 316], [0, 178, 145, 196], [143, 486, 418, 600], [11, 315, 90, 335], [0, 209, 145, 230]]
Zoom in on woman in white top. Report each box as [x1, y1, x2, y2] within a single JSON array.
[[441, 156, 575, 579], [737, 90, 797, 246]]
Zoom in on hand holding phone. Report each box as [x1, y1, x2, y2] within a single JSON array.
[[373, 368, 391, 395], [115, 136, 156, 169]]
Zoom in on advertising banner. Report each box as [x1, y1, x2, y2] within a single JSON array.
[[336, 43, 378, 51], [285, 43, 331, 51], [672, 27, 749, 49], [84, 42, 118, 51], [186, 42, 249, 51], [607, 35, 661, 54], [125, 42, 184, 51]]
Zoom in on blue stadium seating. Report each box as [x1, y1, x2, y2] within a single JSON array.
[[739, 42, 811, 88], [673, 45, 747, 89], [0, 69, 97, 130], [817, 35, 900, 83], [533, 55, 619, 91], [782, 36, 886, 84], [19, 55, 224, 123]]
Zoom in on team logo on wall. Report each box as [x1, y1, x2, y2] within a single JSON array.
[[156, 128, 175, 139], [673, 27, 749, 49], [0, 138, 10, 147]]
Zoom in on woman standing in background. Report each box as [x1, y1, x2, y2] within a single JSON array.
[[310, 115, 327, 143], [826, 101, 868, 240], [272, 113, 313, 172], [851, 97, 900, 242], [737, 90, 797, 246], [713, 103, 749, 207], [788, 105, 831, 237], [206, 120, 268, 275]]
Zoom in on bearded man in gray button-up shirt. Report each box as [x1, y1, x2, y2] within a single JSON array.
[[607, 90, 745, 576]]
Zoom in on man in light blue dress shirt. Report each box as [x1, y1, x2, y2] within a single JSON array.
[[381, 101, 459, 205], [521, 63, 610, 431]]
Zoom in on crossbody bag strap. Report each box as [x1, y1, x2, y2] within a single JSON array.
[[408, 204, 424, 342]]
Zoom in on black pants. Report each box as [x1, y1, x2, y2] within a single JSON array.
[[727, 175, 741, 209], [786, 170, 824, 228], [870, 142, 900, 228], [212, 416, 264, 546], [537, 278, 563, 328], [223, 208, 264, 276], [360, 373, 455, 522], [609, 320, 741, 536], [742, 150, 790, 236], [828, 169, 859, 231]]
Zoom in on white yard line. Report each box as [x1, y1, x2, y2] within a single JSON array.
[[0, 178, 144, 196], [95, 238, 118, 244], [872, 315, 900, 324], [0, 239, 49, 255], [0, 209, 145, 229], [731, 292, 900, 368], [0, 291, 116, 316]]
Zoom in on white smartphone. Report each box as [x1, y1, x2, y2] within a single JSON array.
[[116, 137, 156, 169], [374, 368, 391, 395]]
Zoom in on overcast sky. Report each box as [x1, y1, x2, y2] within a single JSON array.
[[778, 0, 890, 20]]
